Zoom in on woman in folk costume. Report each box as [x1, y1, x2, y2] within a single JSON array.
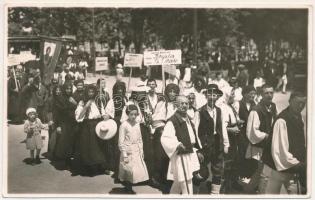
[[96, 78, 110, 108], [104, 81, 128, 179], [161, 96, 202, 194], [95, 78, 112, 174], [72, 79, 85, 103], [220, 87, 245, 192], [75, 84, 107, 176], [151, 83, 180, 193], [118, 104, 149, 194], [191, 76, 207, 110], [8, 67, 22, 123], [53, 83, 78, 168], [45, 83, 59, 157]]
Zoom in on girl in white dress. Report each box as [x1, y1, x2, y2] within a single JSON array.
[[118, 104, 149, 193]]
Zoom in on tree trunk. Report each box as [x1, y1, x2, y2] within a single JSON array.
[[132, 10, 145, 53]]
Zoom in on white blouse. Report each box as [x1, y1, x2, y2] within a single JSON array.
[[75, 100, 105, 122]]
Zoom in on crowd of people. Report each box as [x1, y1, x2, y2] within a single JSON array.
[[7, 55, 307, 195]]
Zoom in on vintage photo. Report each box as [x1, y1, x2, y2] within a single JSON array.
[[3, 2, 311, 197]]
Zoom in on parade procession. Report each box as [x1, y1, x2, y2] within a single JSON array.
[[4, 5, 309, 196]]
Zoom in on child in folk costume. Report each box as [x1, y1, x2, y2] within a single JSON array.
[[24, 108, 48, 165], [118, 104, 149, 194]]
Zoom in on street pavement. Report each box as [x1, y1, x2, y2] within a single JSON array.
[[5, 73, 305, 195]]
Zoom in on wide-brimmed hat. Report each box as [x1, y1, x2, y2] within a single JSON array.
[[95, 119, 117, 140], [203, 84, 223, 97]]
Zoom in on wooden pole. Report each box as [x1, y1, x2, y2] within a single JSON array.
[[162, 65, 165, 93], [128, 67, 133, 92]]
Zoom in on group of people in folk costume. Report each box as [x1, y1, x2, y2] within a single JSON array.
[[9, 60, 306, 195]]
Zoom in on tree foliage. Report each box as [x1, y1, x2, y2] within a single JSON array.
[[8, 7, 308, 59]]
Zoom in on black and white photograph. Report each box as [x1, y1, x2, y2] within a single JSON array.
[[1, 0, 313, 198]]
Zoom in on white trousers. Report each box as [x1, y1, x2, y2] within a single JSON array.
[[170, 179, 193, 194], [262, 164, 295, 194]]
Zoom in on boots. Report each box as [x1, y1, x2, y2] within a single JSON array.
[[211, 184, 221, 194]]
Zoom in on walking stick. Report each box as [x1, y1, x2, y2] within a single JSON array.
[[180, 154, 190, 194]]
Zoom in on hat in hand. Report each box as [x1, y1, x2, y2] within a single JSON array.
[[95, 119, 117, 140]]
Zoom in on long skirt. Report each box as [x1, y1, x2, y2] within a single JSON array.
[[77, 119, 106, 166], [8, 92, 20, 120], [140, 124, 154, 178], [54, 119, 76, 160], [153, 127, 170, 183]]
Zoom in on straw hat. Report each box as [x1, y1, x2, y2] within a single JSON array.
[[95, 119, 117, 140]]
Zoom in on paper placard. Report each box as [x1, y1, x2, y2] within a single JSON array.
[[95, 57, 108, 71], [124, 53, 143, 68], [163, 65, 177, 76], [144, 50, 182, 66]]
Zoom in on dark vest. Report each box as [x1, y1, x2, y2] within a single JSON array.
[[262, 108, 306, 170], [168, 112, 200, 154], [239, 100, 254, 124], [251, 101, 277, 147], [198, 105, 224, 154]]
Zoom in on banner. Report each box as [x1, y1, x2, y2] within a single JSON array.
[[95, 57, 108, 71], [124, 53, 143, 68], [42, 40, 62, 85], [144, 50, 182, 66]]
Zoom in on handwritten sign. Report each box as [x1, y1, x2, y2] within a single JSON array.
[[144, 50, 182, 66], [124, 53, 143, 68], [163, 65, 177, 76], [95, 57, 108, 71]]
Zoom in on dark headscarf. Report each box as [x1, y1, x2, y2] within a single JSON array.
[[164, 83, 180, 102], [193, 76, 206, 92], [62, 82, 73, 97], [112, 81, 127, 119], [84, 84, 97, 103], [112, 81, 126, 97]]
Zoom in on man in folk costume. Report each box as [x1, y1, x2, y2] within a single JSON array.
[[261, 92, 306, 194], [161, 95, 201, 194], [146, 78, 161, 117], [143, 78, 163, 182], [244, 84, 277, 193], [193, 84, 230, 194], [237, 85, 257, 179], [151, 83, 179, 192]]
